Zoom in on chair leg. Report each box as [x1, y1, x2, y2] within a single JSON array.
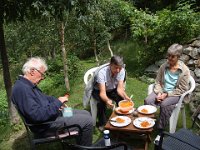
[[169, 106, 179, 133], [31, 142, 36, 150], [61, 140, 66, 150], [181, 106, 186, 128], [90, 98, 97, 126]]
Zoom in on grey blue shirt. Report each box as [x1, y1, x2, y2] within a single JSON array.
[[164, 69, 180, 92], [94, 65, 125, 91]]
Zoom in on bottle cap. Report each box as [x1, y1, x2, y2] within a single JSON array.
[[103, 130, 109, 134]]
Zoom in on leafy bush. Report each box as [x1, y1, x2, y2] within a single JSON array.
[[65, 0, 135, 59], [0, 89, 9, 130], [112, 40, 148, 76], [47, 54, 82, 80], [38, 54, 82, 96], [0, 90, 7, 112], [130, 3, 200, 67], [153, 3, 200, 50]]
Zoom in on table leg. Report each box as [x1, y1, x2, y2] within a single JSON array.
[[145, 140, 149, 150], [147, 133, 152, 142], [144, 133, 152, 150]]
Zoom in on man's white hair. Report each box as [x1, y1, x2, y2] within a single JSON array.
[[22, 57, 48, 75]]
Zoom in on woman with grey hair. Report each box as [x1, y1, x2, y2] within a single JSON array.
[[144, 43, 190, 143]]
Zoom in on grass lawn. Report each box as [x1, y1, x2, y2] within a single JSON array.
[[0, 60, 196, 150]]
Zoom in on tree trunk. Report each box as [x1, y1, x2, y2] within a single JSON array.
[[0, 20, 19, 124], [60, 21, 70, 91], [144, 24, 148, 44], [92, 27, 99, 66], [94, 38, 99, 66], [107, 40, 113, 57]]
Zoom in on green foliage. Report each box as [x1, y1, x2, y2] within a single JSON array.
[[130, 3, 200, 66], [0, 90, 7, 112], [154, 3, 200, 45], [67, 54, 83, 79], [112, 40, 148, 76], [47, 54, 81, 80], [0, 90, 9, 136], [38, 76, 64, 97], [38, 54, 82, 96], [130, 9, 158, 43], [47, 58, 63, 73], [65, 0, 135, 59], [5, 20, 60, 62], [11, 122, 23, 132]]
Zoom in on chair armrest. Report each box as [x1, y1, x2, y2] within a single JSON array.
[[25, 120, 82, 139], [56, 124, 82, 138], [25, 120, 58, 126]]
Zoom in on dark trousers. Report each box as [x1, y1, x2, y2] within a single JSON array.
[[41, 109, 93, 146], [92, 89, 123, 126]]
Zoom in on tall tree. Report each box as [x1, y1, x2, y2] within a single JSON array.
[[32, 0, 73, 91], [0, 0, 28, 123]]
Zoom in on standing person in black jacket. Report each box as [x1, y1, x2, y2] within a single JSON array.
[[11, 57, 93, 146]]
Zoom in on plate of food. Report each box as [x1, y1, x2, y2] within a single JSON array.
[[133, 117, 155, 129], [115, 107, 135, 115], [110, 116, 131, 127], [137, 105, 157, 115]]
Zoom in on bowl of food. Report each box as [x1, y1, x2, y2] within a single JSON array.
[[118, 100, 134, 113]]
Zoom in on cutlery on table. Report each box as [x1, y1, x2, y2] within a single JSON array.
[[109, 119, 117, 122]]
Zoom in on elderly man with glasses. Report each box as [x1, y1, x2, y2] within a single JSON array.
[[11, 57, 93, 146]]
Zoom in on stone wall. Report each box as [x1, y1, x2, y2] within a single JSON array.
[[145, 37, 200, 113]]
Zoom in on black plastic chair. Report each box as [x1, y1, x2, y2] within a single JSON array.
[[14, 105, 82, 150], [156, 109, 200, 150]]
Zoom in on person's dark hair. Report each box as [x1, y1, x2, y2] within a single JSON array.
[[110, 55, 124, 67]]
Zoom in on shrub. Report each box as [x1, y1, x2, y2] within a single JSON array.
[[130, 3, 200, 67]]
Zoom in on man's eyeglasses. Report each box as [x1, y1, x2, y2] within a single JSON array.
[[33, 68, 46, 79]]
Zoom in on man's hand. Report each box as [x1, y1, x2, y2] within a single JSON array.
[[125, 96, 131, 101], [58, 96, 68, 103], [106, 99, 114, 109]]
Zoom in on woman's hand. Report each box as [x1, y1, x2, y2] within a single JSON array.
[[156, 93, 162, 101], [156, 93, 168, 101], [160, 93, 168, 100]]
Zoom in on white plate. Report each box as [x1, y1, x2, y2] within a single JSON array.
[[110, 116, 131, 127], [137, 105, 157, 114], [115, 107, 135, 115], [133, 117, 155, 129]]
